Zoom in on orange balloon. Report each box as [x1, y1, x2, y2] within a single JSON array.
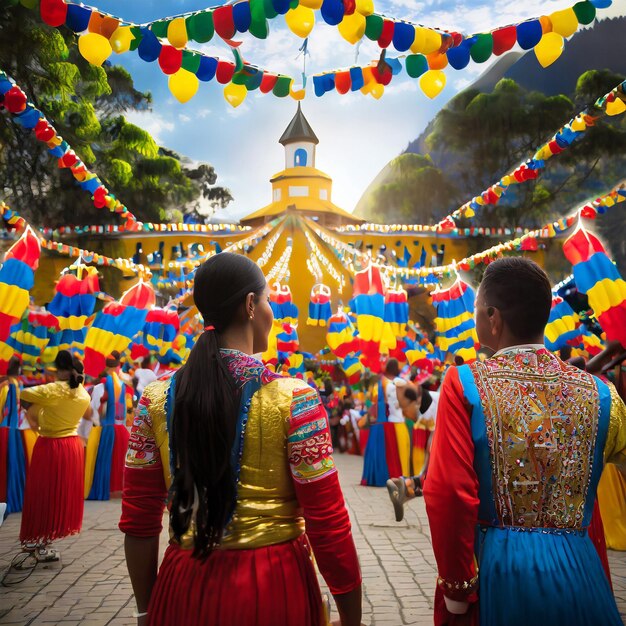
[[427, 52, 448, 70], [100, 16, 120, 39]]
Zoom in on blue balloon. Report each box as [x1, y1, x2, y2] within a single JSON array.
[[387, 57, 402, 75], [320, 0, 343, 26], [590, 0, 612, 7], [14, 108, 41, 129], [246, 70, 263, 90], [349, 67, 364, 91], [48, 145, 65, 158], [447, 41, 471, 70], [0, 78, 12, 95], [516, 20, 542, 50], [137, 28, 161, 62], [65, 4, 92, 33], [233, 1, 252, 32], [81, 178, 102, 193], [196, 56, 218, 81], [392, 22, 414, 52], [272, 0, 291, 15]]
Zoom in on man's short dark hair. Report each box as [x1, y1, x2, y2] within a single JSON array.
[[480, 257, 552, 339], [384, 358, 400, 377]]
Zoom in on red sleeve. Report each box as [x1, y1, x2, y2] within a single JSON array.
[[423, 366, 479, 602], [119, 394, 168, 537], [287, 385, 361, 595]]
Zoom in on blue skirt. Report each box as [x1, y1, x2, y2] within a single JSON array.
[[478, 526, 623, 626]]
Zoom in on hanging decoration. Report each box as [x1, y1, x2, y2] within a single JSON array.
[[269, 282, 299, 323], [0, 70, 140, 227], [326, 308, 359, 359], [142, 307, 180, 357], [562, 225, 626, 348], [48, 263, 100, 355], [307, 283, 332, 326], [341, 353, 364, 387], [436, 78, 626, 227], [431, 278, 478, 363], [276, 322, 300, 354], [0, 227, 41, 374], [83, 280, 156, 377], [544, 295, 581, 352], [37, 0, 613, 101], [6, 310, 59, 371]]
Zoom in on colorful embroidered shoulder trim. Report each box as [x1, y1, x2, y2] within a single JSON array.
[[288, 386, 336, 484]]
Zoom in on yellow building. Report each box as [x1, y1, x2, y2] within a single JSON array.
[[241, 104, 363, 229]]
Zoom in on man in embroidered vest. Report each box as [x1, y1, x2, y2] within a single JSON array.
[[423, 257, 626, 626]]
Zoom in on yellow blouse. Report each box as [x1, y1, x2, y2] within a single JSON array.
[[21, 381, 90, 438]]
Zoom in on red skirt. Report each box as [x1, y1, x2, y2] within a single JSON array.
[[147, 535, 326, 626], [20, 436, 85, 545], [110, 424, 130, 496]]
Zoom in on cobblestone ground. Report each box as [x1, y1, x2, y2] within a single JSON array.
[[1, 454, 625, 625]]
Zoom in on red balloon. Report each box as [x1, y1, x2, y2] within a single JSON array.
[[3, 86, 27, 113], [60, 151, 78, 168], [215, 60, 235, 84], [451, 32, 463, 47], [334, 71, 351, 94], [260, 73, 278, 93], [40, 0, 68, 27], [548, 140, 564, 155], [377, 20, 394, 48], [492, 26, 517, 56], [343, 0, 356, 16], [213, 5, 236, 40], [158, 46, 183, 75], [371, 63, 392, 85], [35, 119, 55, 142], [580, 205, 597, 219], [93, 187, 107, 208]]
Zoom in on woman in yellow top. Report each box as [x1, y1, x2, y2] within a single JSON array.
[[19, 350, 91, 554], [120, 253, 362, 626]]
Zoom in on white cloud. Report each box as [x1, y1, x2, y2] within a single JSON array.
[[197, 108, 212, 118], [125, 111, 175, 144], [178, 114, 191, 123]]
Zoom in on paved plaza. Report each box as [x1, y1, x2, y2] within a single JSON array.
[[1, 453, 625, 625]]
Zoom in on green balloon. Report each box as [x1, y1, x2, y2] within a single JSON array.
[[186, 12, 214, 43], [232, 71, 248, 85], [249, 0, 269, 39], [273, 75, 291, 98], [181, 51, 202, 74], [573, 1, 596, 25], [364, 15, 384, 41], [151, 21, 169, 38], [289, 0, 299, 7], [470, 33, 493, 64], [129, 27, 142, 51], [405, 54, 428, 79], [263, 0, 278, 19]]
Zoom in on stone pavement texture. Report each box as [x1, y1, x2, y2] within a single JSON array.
[[0, 453, 625, 625]]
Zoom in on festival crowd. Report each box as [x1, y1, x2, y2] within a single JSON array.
[[0, 254, 625, 626]]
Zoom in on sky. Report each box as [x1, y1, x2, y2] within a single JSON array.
[[92, 0, 626, 221]]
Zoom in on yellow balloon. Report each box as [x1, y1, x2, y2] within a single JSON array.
[[355, 0, 374, 16], [606, 98, 626, 116], [299, 0, 323, 9], [338, 12, 366, 44], [169, 69, 199, 103], [285, 5, 315, 38], [411, 27, 441, 54], [110, 26, 133, 54], [78, 33, 112, 66], [168, 17, 189, 48], [370, 83, 384, 100], [549, 8, 578, 37], [419, 69, 446, 99], [290, 86, 306, 101], [534, 32, 564, 68], [223, 82, 248, 108]]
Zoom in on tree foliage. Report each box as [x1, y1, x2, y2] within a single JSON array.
[[0, 3, 232, 226]]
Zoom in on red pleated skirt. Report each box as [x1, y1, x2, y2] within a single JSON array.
[[19, 436, 84, 545], [147, 535, 326, 626]]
